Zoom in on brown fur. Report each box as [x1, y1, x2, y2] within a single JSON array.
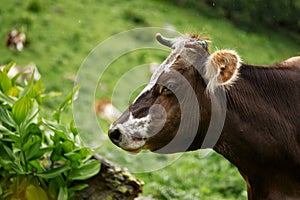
[[215, 62, 300, 199], [109, 33, 300, 199]]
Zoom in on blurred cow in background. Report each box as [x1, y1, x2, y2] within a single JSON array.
[[95, 99, 121, 122], [6, 29, 26, 51]]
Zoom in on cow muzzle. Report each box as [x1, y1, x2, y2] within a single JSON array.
[[108, 128, 122, 145], [108, 111, 152, 153], [108, 127, 147, 153]]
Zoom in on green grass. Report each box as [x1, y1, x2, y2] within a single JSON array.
[[137, 152, 247, 200], [0, 0, 299, 199]]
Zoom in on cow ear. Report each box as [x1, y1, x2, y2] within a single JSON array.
[[205, 50, 241, 93]]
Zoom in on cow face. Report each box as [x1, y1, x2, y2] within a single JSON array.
[[108, 33, 241, 154]]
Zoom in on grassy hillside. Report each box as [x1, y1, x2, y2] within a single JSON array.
[[1, 0, 299, 94], [1, 0, 299, 199]]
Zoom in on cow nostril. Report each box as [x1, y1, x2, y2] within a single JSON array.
[[108, 128, 122, 144]]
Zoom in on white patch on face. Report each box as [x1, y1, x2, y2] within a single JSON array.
[[111, 112, 152, 150], [116, 112, 151, 137]]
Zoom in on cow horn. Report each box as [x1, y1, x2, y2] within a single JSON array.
[[156, 33, 175, 48]]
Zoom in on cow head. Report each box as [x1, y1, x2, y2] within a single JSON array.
[[108, 33, 241, 154]]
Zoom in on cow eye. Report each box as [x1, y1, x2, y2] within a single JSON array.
[[161, 86, 170, 93], [159, 82, 177, 95]]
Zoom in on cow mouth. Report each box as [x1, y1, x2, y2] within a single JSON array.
[[133, 136, 147, 141], [122, 145, 143, 154], [119, 135, 147, 154]]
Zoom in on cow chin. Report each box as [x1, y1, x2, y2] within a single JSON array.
[[141, 132, 178, 153], [117, 136, 146, 154]]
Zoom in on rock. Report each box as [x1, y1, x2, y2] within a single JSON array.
[[72, 154, 143, 200]]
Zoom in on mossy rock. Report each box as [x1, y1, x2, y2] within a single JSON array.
[[72, 155, 143, 200]]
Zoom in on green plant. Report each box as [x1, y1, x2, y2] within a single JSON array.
[[0, 63, 100, 200]]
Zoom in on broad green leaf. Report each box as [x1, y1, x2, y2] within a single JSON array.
[[22, 135, 41, 151], [2, 145, 16, 161], [70, 120, 78, 137], [22, 123, 42, 143], [64, 148, 89, 162], [55, 131, 70, 141], [42, 119, 69, 138], [29, 147, 52, 161], [57, 187, 68, 200], [68, 159, 100, 181], [0, 70, 12, 94], [2, 62, 15, 74], [43, 120, 73, 143], [10, 161, 24, 174], [36, 165, 70, 179], [0, 90, 15, 105], [0, 137, 19, 143], [50, 144, 64, 162], [64, 151, 82, 163], [62, 140, 74, 153], [27, 79, 44, 103], [19, 69, 35, 98], [22, 135, 42, 161], [0, 124, 14, 132], [7, 86, 20, 98], [25, 184, 49, 200], [29, 160, 44, 172], [0, 158, 13, 169], [12, 96, 33, 125], [68, 184, 88, 197], [21, 101, 39, 130], [0, 144, 21, 173], [0, 106, 16, 127], [0, 125, 20, 141], [0, 158, 25, 175]]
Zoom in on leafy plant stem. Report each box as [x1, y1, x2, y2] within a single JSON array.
[[17, 125, 29, 173]]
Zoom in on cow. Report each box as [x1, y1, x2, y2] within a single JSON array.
[[6, 29, 26, 51], [108, 33, 300, 200]]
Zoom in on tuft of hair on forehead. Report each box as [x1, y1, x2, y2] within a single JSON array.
[[184, 32, 211, 51], [187, 32, 210, 41]]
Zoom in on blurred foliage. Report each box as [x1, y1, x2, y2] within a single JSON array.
[[0, 63, 100, 200], [163, 0, 300, 41]]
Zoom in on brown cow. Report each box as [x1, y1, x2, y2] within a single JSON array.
[[6, 29, 26, 51], [108, 33, 300, 199]]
